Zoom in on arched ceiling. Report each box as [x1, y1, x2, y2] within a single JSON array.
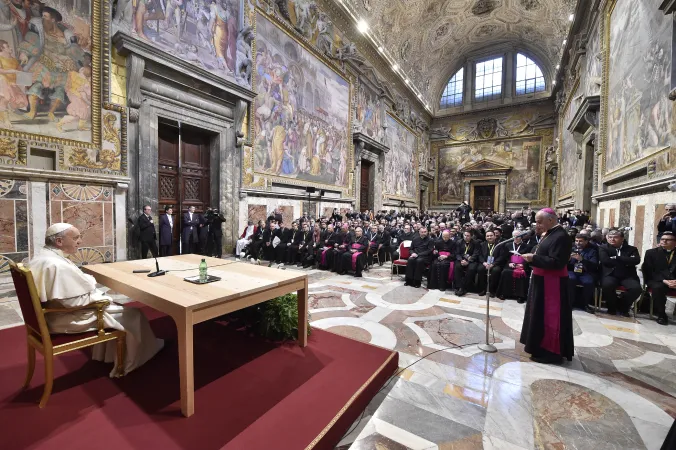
[[346, 0, 577, 109]]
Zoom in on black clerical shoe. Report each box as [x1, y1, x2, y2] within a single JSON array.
[[585, 305, 596, 315], [498, 295, 505, 300], [404, 281, 411, 286], [456, 289, 467, 297], [477, 291, 487, 297], [657, 315, 669, 326], [530, 354, 563, 365], [517, 297, 526, 304]]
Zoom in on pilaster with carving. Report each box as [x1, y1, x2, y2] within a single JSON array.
[[498, 179, 507, 212]]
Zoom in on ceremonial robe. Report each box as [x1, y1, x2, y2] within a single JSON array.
[[339, 235, 368, 276], [428, 238, 455, 291]]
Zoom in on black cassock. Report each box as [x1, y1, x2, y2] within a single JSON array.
[[405, 236, 435, 284], [338, 235, 369, 276], [520, 225, 574, 361], [317, 231, 337, 269], [330, 232, 353, 272], [497, 242, 533, 300], [428, 238, 455, 291]]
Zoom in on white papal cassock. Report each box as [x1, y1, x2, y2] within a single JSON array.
[[236, 225, 255, 256], [29, 248, 164, 377]]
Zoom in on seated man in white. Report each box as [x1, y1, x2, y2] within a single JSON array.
[[29, 223, 164, 377], [235, 220, 256, 260]]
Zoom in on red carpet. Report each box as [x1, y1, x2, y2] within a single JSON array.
[[0, 307, 398, 450]]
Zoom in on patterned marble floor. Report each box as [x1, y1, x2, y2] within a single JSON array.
[[2, 261, 675, 449]]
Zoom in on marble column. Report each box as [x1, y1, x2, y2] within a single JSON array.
[[498, 179, 507, 212], [463, 181, 470, 203], [125, 53, 145, 260], [115, 183, 128, 261]]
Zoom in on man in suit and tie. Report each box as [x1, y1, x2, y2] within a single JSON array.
[[137, 205, 158, 259], [159, 205, 174, 256], [642, 232, 676, 325], [182, 206, 200, 254], [599, 229, 641, 316]]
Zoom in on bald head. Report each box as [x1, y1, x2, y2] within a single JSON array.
[[535, 209, 557, 234]]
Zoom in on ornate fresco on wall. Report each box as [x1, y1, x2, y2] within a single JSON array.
[[384, 113, 417, 201], [355, 80, 382, 142], [252, 11, 352, 191], [604, 0, 674, 176], [0, 0, 93, 142], [436, 136, 542, 203], [113, 0, 240, 81], [584, 22, 602, 97], [0, 179, 28, 265], [558, 80, 580, 198]]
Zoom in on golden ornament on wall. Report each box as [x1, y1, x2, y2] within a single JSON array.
[[0, 138, 17, 158]]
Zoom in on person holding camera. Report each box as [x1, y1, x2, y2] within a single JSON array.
[[642, 231, 676, 325], [567, 234, 599, 313], [657, 204, 676, 240], [599, 229, 641, 316], [456, 201, 472, 225], [206, 208, 226, 258]]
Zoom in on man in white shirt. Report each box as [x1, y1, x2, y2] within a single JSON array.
[[29, 223, 164, 377], [182, 206, 200, 254]]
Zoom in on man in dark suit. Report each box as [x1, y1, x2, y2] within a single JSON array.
[[138, 205, 158, 259], [181, 206, 200, 254], [567, 234, 599, 312], [599, 229, 642, 316], [476, 230, 507, 297], [159, 205, 174, 256], [657, 204, 676, 240], [454, 231, 480, 296], [456, 201, 472, 224], [404, 226, 435, 288], [207, 208, 226, 258], [642, 232, 676, 325]]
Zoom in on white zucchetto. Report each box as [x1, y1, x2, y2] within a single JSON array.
[[45, 223, 74, 238]]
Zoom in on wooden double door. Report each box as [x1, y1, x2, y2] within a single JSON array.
[[474, 185, 496, 212], [360, 161, 373, 212], [158, 123, 211, 254]]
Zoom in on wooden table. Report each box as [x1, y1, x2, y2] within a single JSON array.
[[82, 254, 308, 417]]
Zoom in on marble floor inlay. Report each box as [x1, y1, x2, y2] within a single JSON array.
[[2, 259, 676, 449]]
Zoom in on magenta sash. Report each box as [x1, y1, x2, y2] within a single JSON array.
[[510, 254, 526, 278], [438, 252, 455, 282], [532, 266, 568, 356], [351, 243, 363, 271], [321, 248, 330, 265]]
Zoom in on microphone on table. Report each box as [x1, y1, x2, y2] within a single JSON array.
[[148, 254, 167, 277]]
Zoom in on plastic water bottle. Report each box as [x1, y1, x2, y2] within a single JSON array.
[[199, 258, 207, 283]]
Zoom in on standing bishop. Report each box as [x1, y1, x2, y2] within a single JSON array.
[[28, 223, 164, 376], [520, 208, 574, 364]]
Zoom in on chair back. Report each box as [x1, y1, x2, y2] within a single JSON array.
[[9, 262, 50, 339], [399, 242, 410, 260]]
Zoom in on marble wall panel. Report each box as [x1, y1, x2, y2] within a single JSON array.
[[609, 209, 616, 228], [15, 201, 27, 252], [635, 205, 645, 257], [0, 180, 30, 267], [655, 204, 666, 243], [62, 202, 104, 247], [0, 201, 15, 253], [279, 206, 295, 228], [619, 201, 631, 228], [50, 201, 62, 224], [248, 205, 267, 224], [104, 203, 114, 246], [600, 209, 605, 228]]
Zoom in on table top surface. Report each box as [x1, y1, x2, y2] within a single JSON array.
[[81, 255, 307, 311]]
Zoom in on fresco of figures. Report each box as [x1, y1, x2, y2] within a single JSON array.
[[355, 81, 382, 141], [384, 114, 417, 200], [0, 0, 92, 142], [253, 13, 350, 189], [113, 0, 239, 81], [606, 0, 673, 175], [437, 137, 542, 202], [559, 84, 579, 197]]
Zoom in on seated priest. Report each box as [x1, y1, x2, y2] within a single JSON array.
[[29, 223, 164, 377], [302, 224, 322, 268], [331, 225, 353, 272], [427, 230, 455, 291], [476, 229, 507, 297], [567, 234, 599, 313], [497, 230, 533, 303], [337, 226, 369, 277], [641, 231, 676, 325], [453, 231, 480, 296], [295, 223, 314, 267], [274, 223, 295, 265], [317, 224, 337, 270], [244, 220, 265, 262], [285, 221, 304, 265], [261, 221, 280, 263], [235, 220, 257, 260], [365, 224, 382, 267], [599, 229, 641, 316], [376, 224, 392, 265], [404, 226, 435, 288]]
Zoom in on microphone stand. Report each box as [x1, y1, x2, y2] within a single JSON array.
[[478, 236, 517, 353], [148, 255, 167, 277]]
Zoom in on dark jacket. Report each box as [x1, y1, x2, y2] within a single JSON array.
[[159, 214, 173, 246], [478, 241, 508, 267], [182, 212, 199, 242], [210, 214, 226, 237], [434, 238, 455, 260], [599, 242, 640, 280], [409, 235, 435, 260], [138, 213, 156, 242], [567, 244, 599, 275], [642, 247, 676, 283], [456, 239, 479, 263], [658, 216, 676, 238]]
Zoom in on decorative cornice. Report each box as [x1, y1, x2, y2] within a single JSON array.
[[568, 95, 600, 134], [0, 166, 131, 184], [353, 132, 390, 155]]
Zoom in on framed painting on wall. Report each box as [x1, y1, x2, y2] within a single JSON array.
[[384, 113, 418, 202]]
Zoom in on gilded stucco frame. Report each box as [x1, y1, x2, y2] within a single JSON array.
[[0, 0, 127, 176], [247, 7, 355, 196], [599, 0, 672, 181], [384, 111, 419, 203], [557, 77, 580, 202], [431, 128, 552, 206]]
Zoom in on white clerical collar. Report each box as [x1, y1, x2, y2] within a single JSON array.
[[45, 247, 77, 265]]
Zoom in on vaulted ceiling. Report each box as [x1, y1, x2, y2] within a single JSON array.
[[346, 0, 577, 110]]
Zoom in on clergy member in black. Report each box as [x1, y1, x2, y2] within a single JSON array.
[[365, 224, 382, 267], [404, 227, 435, 288], [427, 230, 455, 291], [331, 226, 353, 272], [641, 231, 676, 325], [261, 222, 279, 263], [476, 229, 507, 297], [599, 229, 642, 316], [520, 208, 574, 364], [285, 222, 304, 264], [454, 231, 480, 296], [274, 223, 294, 264], [296, 223, 314, 267], [338, 227, 369, 277], [317, 225, 337, 269]]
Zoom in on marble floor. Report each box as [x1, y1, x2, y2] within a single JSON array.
[[2, 260, 676, 449]]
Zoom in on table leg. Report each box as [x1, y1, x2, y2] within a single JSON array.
[[297, 278, 308, 347], [175, 311, 194, 417]]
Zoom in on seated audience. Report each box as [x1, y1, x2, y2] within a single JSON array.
[[295, 223, 314, 267], [317, 224, 337, 269], [642, 231, 676, 325], [427, 230, 455, 291], [476, 230, 507, 297], [567, 234, 599, 313], [29, 223, 164, 377], [657, 203, 676, 240], [274, 223, 294, 265], [404, 227, 435, 288], [497, 230, 532, 303], [599, 229, 641, 316], [235, 220, 256, 260], [331, 225, 353, 272], [285, 222, 305, 265], [337, 227, 368, 277], [244, 220, 265, 262], [453, 231, 480, 296]]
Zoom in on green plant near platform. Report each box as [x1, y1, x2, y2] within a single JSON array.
[[259, 293, 312, 341]]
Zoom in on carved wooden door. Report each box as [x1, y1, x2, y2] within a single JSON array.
[[158, 124, 211, 254], [360, 163, 370, 212], [474, 185, 495, 212]]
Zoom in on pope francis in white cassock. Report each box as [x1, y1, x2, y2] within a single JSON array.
[[29, 223, 164, 377]]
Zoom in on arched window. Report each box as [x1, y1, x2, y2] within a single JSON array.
[[440, 68, 464, 108], [515, 53, 545, 95], [475, 57, 503, 101]]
